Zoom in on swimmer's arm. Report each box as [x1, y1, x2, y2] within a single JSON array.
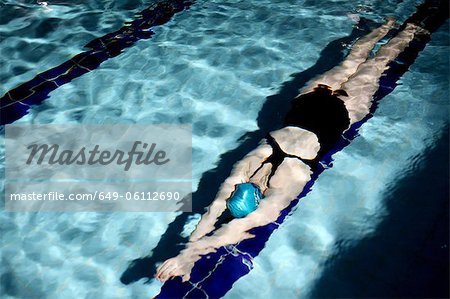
[[188, 173, 245, 242], [189, 158, 311, 252], [157, 191, 297, 282], [189, 142, 273, 242], [157, 158, 312, 282], [187, 190, 297, 255]]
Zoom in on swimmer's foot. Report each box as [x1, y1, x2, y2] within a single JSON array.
[[407, 22, 431, 36], [384, 16, 396, 27]]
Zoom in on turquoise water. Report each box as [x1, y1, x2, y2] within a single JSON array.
[[1, 0, 449, 298]]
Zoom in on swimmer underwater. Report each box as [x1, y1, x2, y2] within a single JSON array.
[[156, 0, 449, 282]]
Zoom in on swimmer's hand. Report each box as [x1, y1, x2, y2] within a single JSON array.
[[156, 252, 195, 282], [155, 244, 216, 282]]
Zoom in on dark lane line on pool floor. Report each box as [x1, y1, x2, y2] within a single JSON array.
[[0, 0, 194, 125]]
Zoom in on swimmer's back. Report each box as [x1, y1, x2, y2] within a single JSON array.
[[284, 86, 350, 157]]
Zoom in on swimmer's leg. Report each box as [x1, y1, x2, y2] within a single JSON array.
[[157, 157, 312, 282], [188, 141, 273, 242], [301, 17, 396, 93], [339, 23, 426, 123]]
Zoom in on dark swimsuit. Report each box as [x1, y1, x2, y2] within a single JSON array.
[[251, 85, 351, 187], [284, 85, 350, 158]]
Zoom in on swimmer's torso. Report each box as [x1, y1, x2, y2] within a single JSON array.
[[253, 85, 351, 188], [284, 85, 350, 158]]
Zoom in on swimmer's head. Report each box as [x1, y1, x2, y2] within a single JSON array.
[[226, 183, 263, 218]]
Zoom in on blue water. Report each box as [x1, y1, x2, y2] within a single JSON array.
[[1, 0, 449, 298]]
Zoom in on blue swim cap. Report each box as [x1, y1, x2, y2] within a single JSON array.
[[226, 183, 263, 218]]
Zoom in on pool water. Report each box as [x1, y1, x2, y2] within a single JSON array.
[[0, 0, 448, 298]]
